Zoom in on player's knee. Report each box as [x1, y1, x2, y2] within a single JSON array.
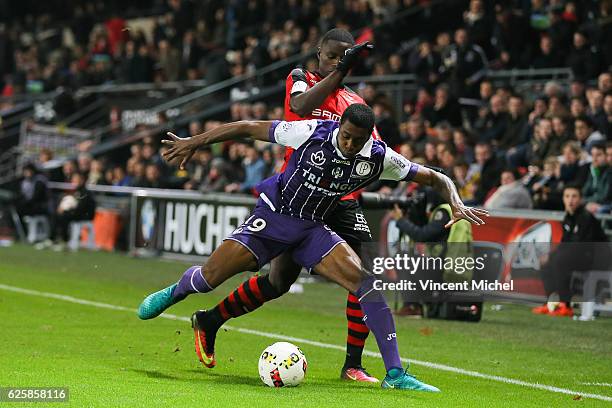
[[268, 273, 293, 294], [201, 262, 222, 287]]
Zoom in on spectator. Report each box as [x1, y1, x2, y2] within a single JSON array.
[[440, 28, 488, 98], [112, 166, 132, 187], [452, 128, 475, 164], [200, 158, 230, 193], [497, 94, 529, 151], [225, 145, 266, 194], [36, 172, 96, 251], [87, 159, 106, 185], [559, 141, 589, 187], [469, 142, 502, 204], [17, 163, 50, 219], [403, 117, 428, 156], [574, 116, 606, 153], [582, 143, 612, 214], [422, 84, 462, 128], [411, 40, 442, 91], [475, 93, 509, 144], [531, 34, 562, 69], [141, 164, 167, 189], [531, 157, 563, 210], [586, 88, 607, 132], [566, 31, 601, 81], [484, 169, 533, 209]]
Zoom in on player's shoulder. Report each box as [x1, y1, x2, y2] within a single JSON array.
[[371, 139, 388, 157], [341, 85, 366, 102]]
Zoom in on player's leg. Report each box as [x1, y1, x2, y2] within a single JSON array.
[[309, 242, 439, 392], [191, 252, 300, 367], [137, 240, 258, 320], [324, 200, 376, 382]]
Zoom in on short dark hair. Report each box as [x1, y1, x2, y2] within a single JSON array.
[[563, 183, 582, 195], [341, 104, 375, 133], [591, 142, 606, 153], [321, 28, 355, 46], [575, 115, 594, 129]]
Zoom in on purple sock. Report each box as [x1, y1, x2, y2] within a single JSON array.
[[355, 276, 403, 372], [172, 266, 213, 301]]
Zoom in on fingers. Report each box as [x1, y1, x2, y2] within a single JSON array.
[[470, 207, 489, 216], [162, 132, 180, 146], [444, 219, 456, 229], [179, 150, 195, 170], [461, 208, 485, 225]]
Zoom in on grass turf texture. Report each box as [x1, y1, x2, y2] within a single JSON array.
[[0, 244, 611, 407]]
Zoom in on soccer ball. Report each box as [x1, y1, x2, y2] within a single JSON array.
[[258, 342, 307, 387]]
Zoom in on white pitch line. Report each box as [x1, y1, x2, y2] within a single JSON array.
[[580, 383, 612, 387], [1, 283, 611, 402]]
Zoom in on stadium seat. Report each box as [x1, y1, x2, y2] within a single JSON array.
[[573, 271, 612, 321], [69, 221, 96, 251], [23, 215, 50, 244]]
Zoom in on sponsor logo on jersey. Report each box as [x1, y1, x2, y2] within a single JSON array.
[[281, 122, 293, 132], [352, 160, 373, 178], [332, 158, 351, 165], [331, 167, 344, 179], [311, 108, 342, 122], [390, 155, 406, 169], [310, 150, 326, 166]]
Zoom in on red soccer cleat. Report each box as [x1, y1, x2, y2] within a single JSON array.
[[341, 366, 379, 383], [549, 303, 574, 317], [191, 310, 216, 368], [531, 304, 551, 315]]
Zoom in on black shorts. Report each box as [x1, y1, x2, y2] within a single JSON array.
[[324, 200, 372, 250]]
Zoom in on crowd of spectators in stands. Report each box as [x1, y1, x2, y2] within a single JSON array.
[[1, 0, 611, 96], [7, 0, 612, 216]]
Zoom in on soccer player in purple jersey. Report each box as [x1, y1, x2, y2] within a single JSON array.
[[138, 104, 488, 391]]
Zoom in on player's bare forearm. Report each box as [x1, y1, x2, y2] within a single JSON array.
[[412, 166, 488, 226], [162, 121, 272, 169], [188, 121, 272, 145], [289, 71, 344, 116]]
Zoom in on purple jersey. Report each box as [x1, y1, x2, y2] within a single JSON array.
[[256, 120, 420, 222]]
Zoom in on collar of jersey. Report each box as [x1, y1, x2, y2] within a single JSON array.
[[331, 128, 373, 159]]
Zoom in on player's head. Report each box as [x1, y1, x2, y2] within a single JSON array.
[[318, 28, 355, 77], [338, 104, 374, 158]]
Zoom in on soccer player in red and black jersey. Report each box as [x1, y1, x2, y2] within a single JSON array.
[[191, 29, 380, 382]]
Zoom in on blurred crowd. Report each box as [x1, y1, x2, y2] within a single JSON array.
[[1, 0, 610, 96], [7, 0, 612, 216]]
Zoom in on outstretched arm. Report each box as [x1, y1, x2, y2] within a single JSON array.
[[379, 147, 488, 227], [162, 121, 273, 169]]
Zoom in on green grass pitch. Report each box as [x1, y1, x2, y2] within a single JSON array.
[[0, 245, 611, 407]]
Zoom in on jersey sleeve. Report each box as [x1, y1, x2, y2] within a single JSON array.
[[268, 119, 319, 148], [288, 68, 308, 95], [379, 147, 420, 181]]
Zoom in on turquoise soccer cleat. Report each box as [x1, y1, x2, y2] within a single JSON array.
[[138, 283, 180, 320], [381, 367, 440, 392]]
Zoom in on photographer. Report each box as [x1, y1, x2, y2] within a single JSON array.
[[388, 188, 474, 318]]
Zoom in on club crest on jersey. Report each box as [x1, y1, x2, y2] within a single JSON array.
[[352, 160, 373, 178], [331, 167, 344, 179], [310, 150, 326, 166]]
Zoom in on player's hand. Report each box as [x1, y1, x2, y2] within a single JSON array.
[[161, 132, 197, 170], [336, 42, 374, 74], [446, 204, 489, 228]]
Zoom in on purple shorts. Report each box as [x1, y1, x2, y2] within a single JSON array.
[[225, 202, 345, 270]]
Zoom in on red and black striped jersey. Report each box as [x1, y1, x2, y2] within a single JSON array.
[[282, 67, 381, 200]]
